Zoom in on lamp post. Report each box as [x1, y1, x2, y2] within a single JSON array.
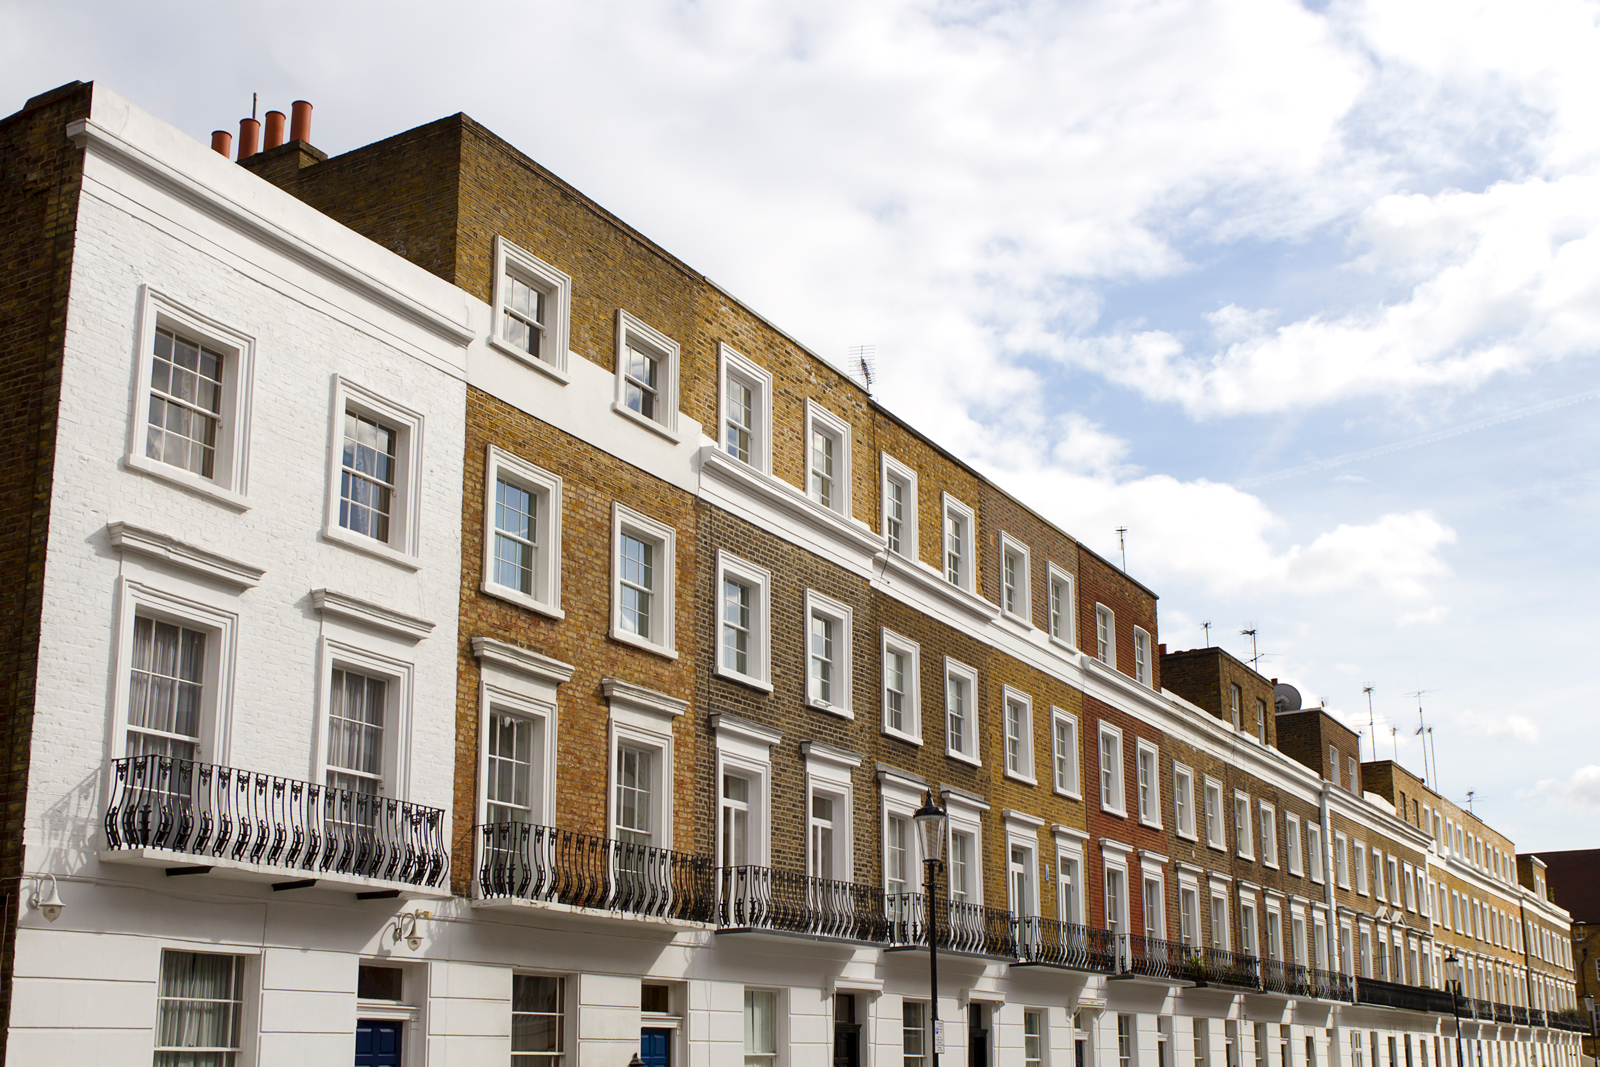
[[1446, 952, 1466, 1067], [1583, 993, 1595, 1057], [914, 790, 949, 1067]]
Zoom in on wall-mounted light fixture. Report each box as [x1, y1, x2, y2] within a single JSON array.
[[389, 909, 431, 951], [29, 874, 64, 922]]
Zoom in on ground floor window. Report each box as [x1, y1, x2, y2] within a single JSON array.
[[155, 950, 246, 1067], [513, 974, 565, 1065], [745, 990, 777, 1067], [903, 1000, 928, 1067], [1025, 1010, 1045, 1067]]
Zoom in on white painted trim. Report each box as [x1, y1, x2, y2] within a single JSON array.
[[803, 399, 852, 518], [490, 235, 572, 380], [880, 628, 922, 746], [322, 375, 425, 569], [714, 550, 772, 691], [880, 452, 919, 560], [311, 588, 436, 641], [803, 588, 854, 718], [613, 309, 680, 438], [940, 492, 977, 593], [1001, 685, 1036, 785], [610, 503, 678, 659], [313, 636, 415, 801], [997, 531, 1032, 626], [107, 521, 264, 589], [943, 657, 981, 766], [699, 446, 883, 556], [471, 636, 576, 688], [481, 445, 564, 619], [717, 343, 774, 474]]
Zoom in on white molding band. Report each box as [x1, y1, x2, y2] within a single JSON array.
[[107, 521, 265, 589]]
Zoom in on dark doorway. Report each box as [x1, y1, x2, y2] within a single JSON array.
[[968, 1002, 990, 1067], [640, 1026, 672, 1067], [833, 993, 861, 1067], [355, 1019, 402, 1066]]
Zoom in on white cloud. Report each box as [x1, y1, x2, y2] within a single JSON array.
[[1534, 766, 1600, 808], [1456, 708, 1541, 744]]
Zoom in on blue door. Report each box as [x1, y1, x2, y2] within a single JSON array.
[[640, 1027, 672, 1067], [356, 1020, 402, 1066]]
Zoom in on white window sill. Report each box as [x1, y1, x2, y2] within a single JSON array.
[[1206, 840, 1225, 852], [481, 580, 565, 620], [1001, 609, 1032, 629], [808, 697, 853, 720], [715, 665, 773, 693], [1237, 852, 1255, 862], [1005, 769, 1037, 787], [1176, 830, 1198, 843], [946, 748, 981, 769], [123, 453, 250, 511], [488, 335, 571, 384], [610, 627, 679, 660], [1100, 805, 1127, 819], [1047, 634, 1079, 655], [883, 726, 922, 747], [1263, 861, 1280, 872], [611, 401, 681, 443], [322, 524, 421, 571], [1139, 817, 1163, 831], [1054, 787, 1083, 802]]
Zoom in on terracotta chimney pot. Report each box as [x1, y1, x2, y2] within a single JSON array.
[[289, 100, 313, 143], [237, 117, 260, 160], [210, 131, 233, 157], [263, 110, 286, 150]]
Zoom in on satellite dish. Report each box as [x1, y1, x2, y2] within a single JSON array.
[[1274, 683, 1302, 713]]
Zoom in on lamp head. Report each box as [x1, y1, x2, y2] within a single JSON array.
[[629, 1055, 644, 1067], [29, 875, 63, 923], [1444, 952, 1462, 984], [912, 790, 948, 864]]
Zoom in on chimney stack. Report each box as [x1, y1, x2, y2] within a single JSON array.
[[290, 100, 313, 143], [210, 130, 233, 157], [237, 117, 260, 160], [263, 110, 286, 150]]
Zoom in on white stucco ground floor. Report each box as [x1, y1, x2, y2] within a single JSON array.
[[6, 871, 1588, 1067]]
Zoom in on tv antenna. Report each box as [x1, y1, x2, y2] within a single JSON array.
[[849, 345, 876, 395], [1465, 789, 1476, 815], [1240, 627, 1259, 668], [1115, 527, 1128, 570], [1202, 620, 1212, 646], [1361, 686, 1375, 763], [1408, 689, 1438, 788]]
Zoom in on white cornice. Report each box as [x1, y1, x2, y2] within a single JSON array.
[[471, 636, 576, 687], [698, 446, 883, 557], [1004, 808, 1046, 830], [67, 118, 474, 347], [108, 521, 264, 589], [711, 714, 783, 749], [312, 589, 435, 641], [602, 678, 688, 719], [874, 550, 999, 624], [800, 740, 864, 770], [1054, 824, 1090, 845]]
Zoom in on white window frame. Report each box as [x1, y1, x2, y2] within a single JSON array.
[[1142, 869, 1168, 941], [610, 503, 678, 657], [490, 236, 572, 381], [1259, 802, 1277, 868], [941, 493, 976, 592], [1254, 698, 1268, 745], [1173, 764, 1196, 841], [1354, 839, 1368, 895], [1006, 818, 1042, 920], [718, 343, 773, 473], [606, 682, 684, 850], [126, 286, 255, 507], [944, 791, 987, 905], [314, 637, 414, 800], [481, 445, 563, 617], [1046, 563, 1077, 649], [612, 309, 681, 439], [999, 532, 1032, 625], [1136, 740, 1161, 829], [1285, 815, 1302, 876], [1306, 825, 1324, 883], [1229, 684, 1242, 730], [1234, 791, 1253, 860], [1057, 833, 1087, 926], [1209, 889, 1231, 951], [1104, 855, 1131, 936], [1132, 627, 1153, 687], [1239, 892, 1260, 958], [323, 376, 424, 567], [880, 453, 919, 560], [880, 629, 921, 744], [1003, 686, 1036, 784], [1095, 604, 1116, 668], [153, 949, 252, 1065], [880, 769, 926, 899], [714, 551, 772, 691], [743, 987, 782, 1067], [1203, 778, 1224, 850], [1178, 876, 1201, 948], [1098, 723, 1126, 817], [1050, 708, 1081, 799], [805, 400, 852, 516], [944, 658, 981, 765], [714, 717, 778, 870], [473, 638, 570, 835], [804, 589, 854, 717], [109, 578, 239, 763]]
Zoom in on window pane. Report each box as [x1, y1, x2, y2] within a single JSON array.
[[155, 950, 244, 1059], [339, 409, 396, 542]]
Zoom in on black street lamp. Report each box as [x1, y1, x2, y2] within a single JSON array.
[[1583, 993, 1595, 1054], [913, 790, 949, 1067], [1446, 952, 1466, 1067]]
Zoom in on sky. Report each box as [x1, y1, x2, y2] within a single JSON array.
[[5, 0, 1598, 850]]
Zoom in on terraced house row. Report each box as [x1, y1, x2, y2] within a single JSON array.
[[0, 81, 1584, 1067]]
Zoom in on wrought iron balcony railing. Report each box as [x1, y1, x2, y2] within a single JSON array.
[[1355, 977, 1455, 1014], [1493, 1003, 1514, 1025], [1466, 997, 1494, 1019], [1311, 968, 1354, 1002], [105, 755, 448, 887], [1262, 959, 1316, 998], [717, 865, 887, 943], [885, 892, 1018, 959], [1120, 933, 1189, 980], [1512, 1006, 1530, 1026], [1547, 1010, 1589, 1033], [1194, 946, 1262, 990], [477, 822, 712, 923], [1016, 916, 1118, 974], [1528, 1009, 1546, 1028]]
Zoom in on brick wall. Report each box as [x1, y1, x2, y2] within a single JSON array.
[[1161, 647, 1273, 746], [1275, 708, 1360, 791], [0, 79, 90, 1057]]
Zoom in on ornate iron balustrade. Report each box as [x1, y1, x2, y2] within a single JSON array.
[[1263, 959, 1316, 998], [885, 893, 1018, 959], [1466, 998, 1494, 1020], [1493, 1003, 1514, 1024], [1016, 916, 1117, 974], [478, 823, 711, 923], [1311, 968, 1354, 1002], [1355, 977, 1455, 1014], [106, 754, 448, 887], [1547, 1010, 1588, 1033], [716, 866, 886, 943], [1512, 1006, 1530, 1025], [1121, 933, 1188, 980], [1528, 1009, 1546, 1028], [1194, 946, 1261, 990]]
